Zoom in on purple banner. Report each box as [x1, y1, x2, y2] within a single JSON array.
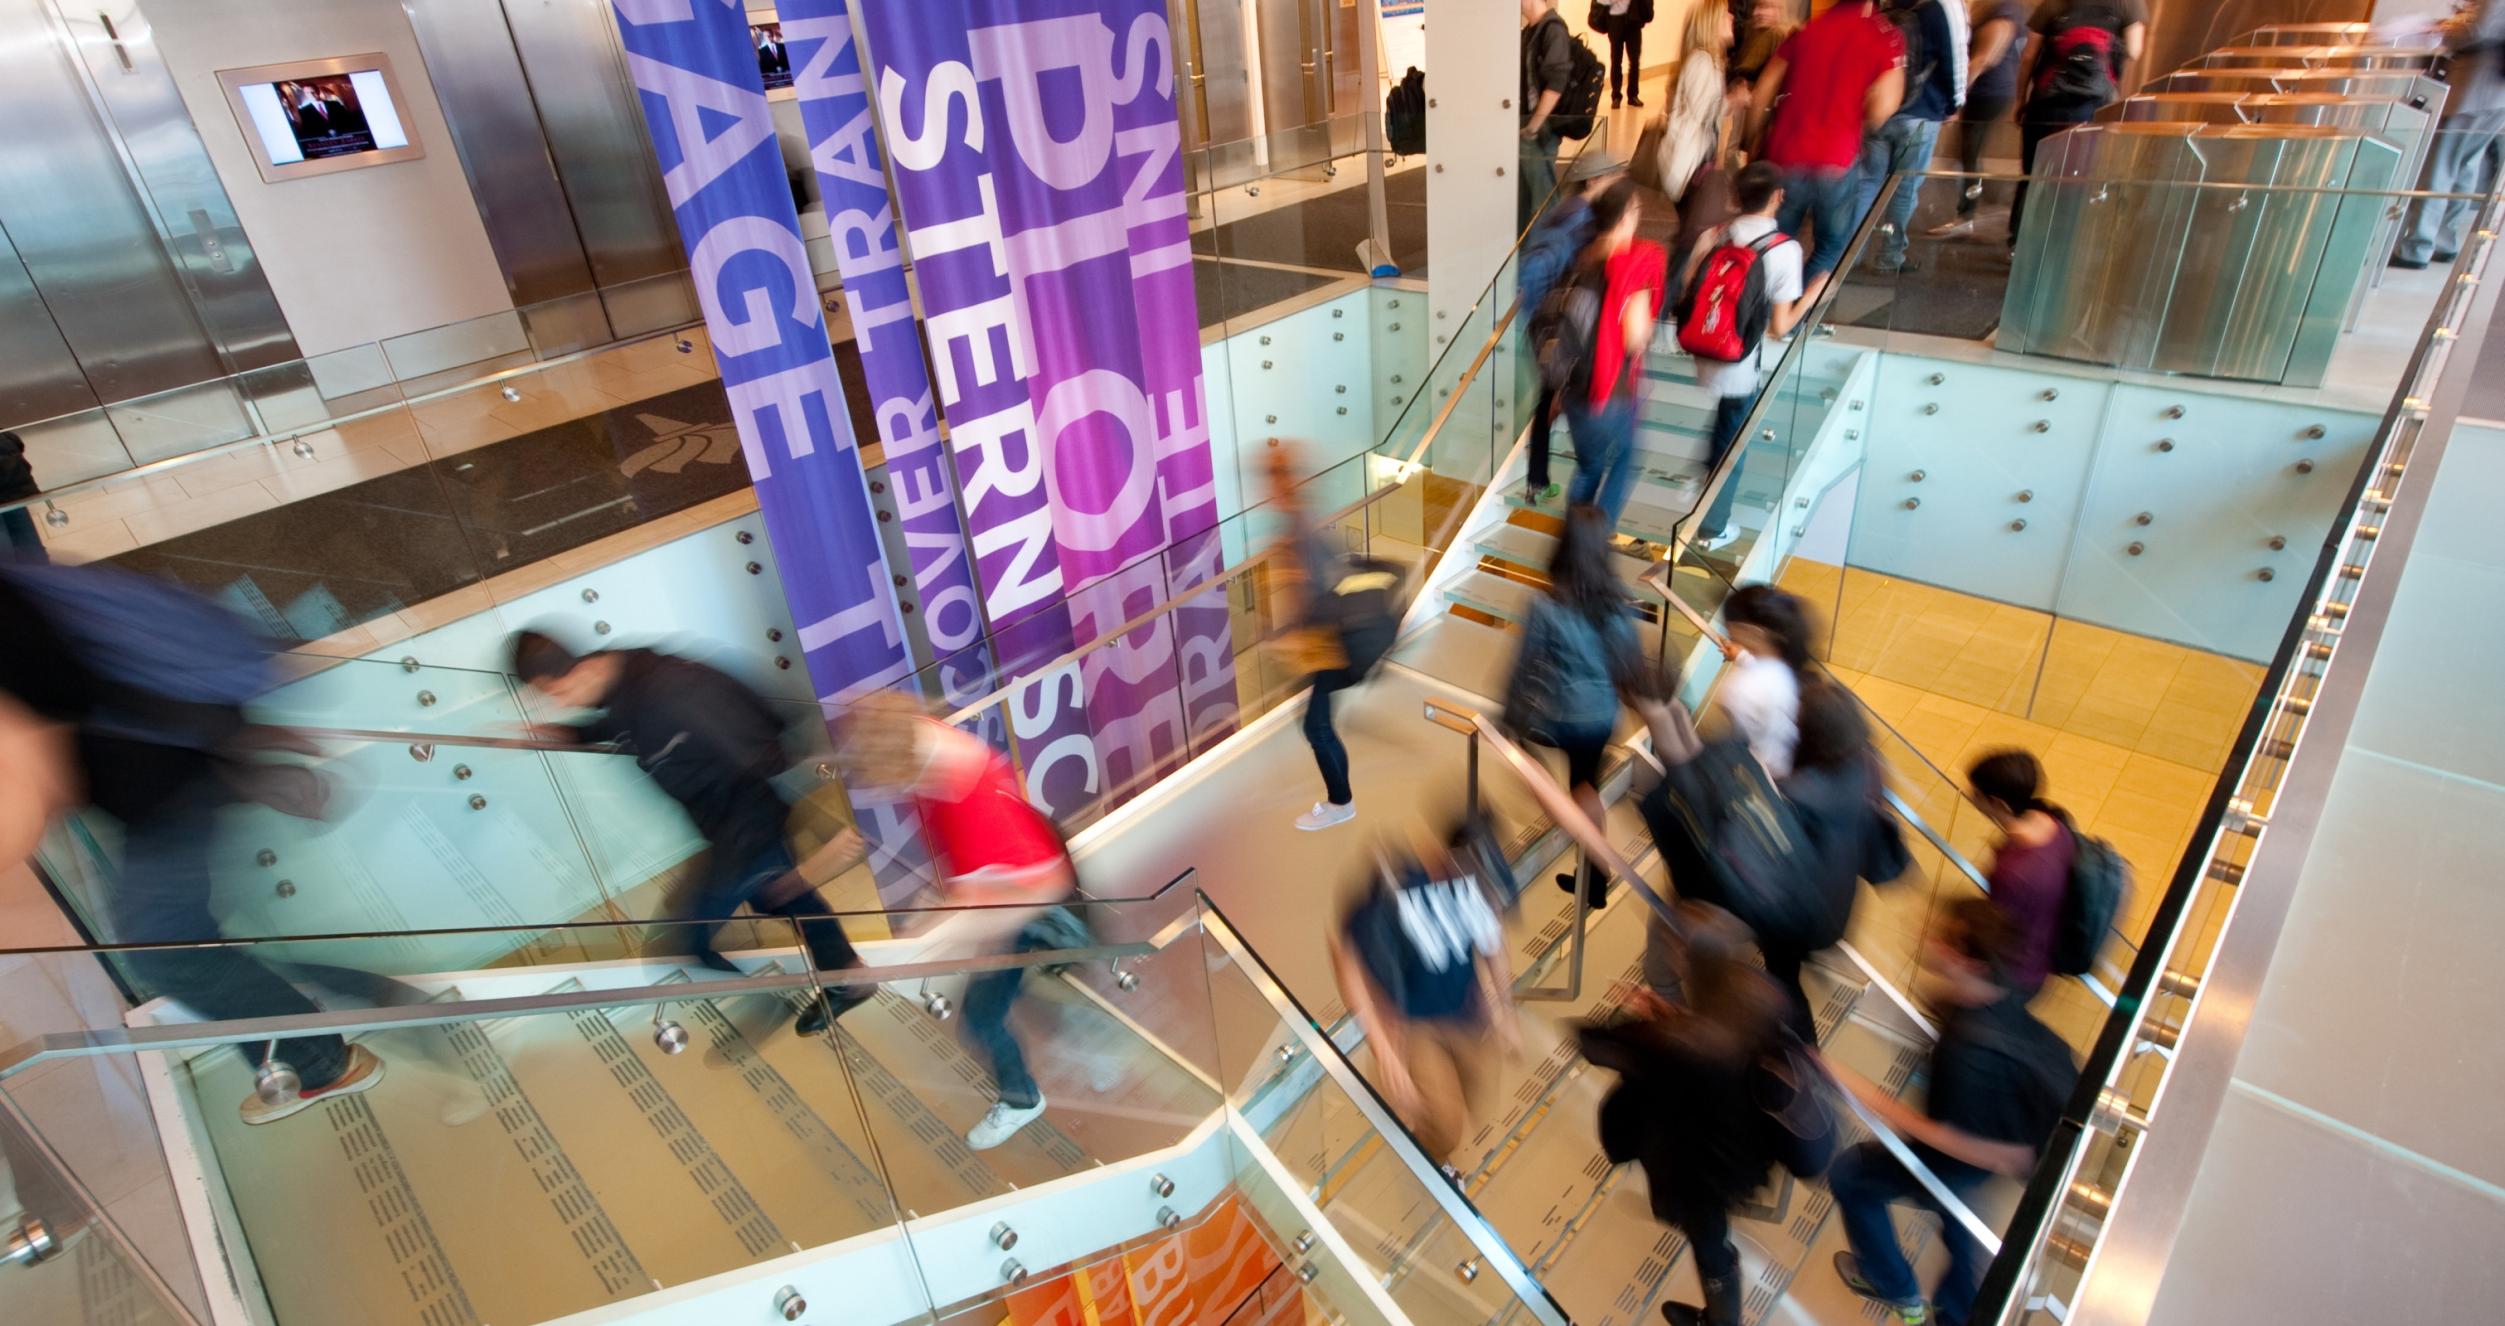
[[610, 0, 910, 710], [863, 0, 1238, 809]]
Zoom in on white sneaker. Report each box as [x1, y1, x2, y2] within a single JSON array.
[[1695, 530, 1740, 554], [1295, 800, 1357, 831], [966, 1096, 1048, 1151], [1926, 216, 1975, 238]]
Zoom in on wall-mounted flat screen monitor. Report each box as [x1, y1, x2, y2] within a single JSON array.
[[216, 53, 426, 183], [753, 16, 794, 96]]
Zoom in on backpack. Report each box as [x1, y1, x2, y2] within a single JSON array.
[[1676, 230, 1787, 364], [0, 562, 273, 747], [1505, 598, 1633, 745], [1530, 263, 1605, 396], [2050, 822, 2128, 977], [1751, 1035, 1839, 1178], [1547, 19, 1607, 141], [1386, 67, 1427, 155], [1638, 737, 1827, 950], [1314, 554, 1408, 679], [1881, 0, 1935, 107], [2034, 0, 2125, 107]]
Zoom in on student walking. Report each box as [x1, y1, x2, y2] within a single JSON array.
[[511, 630, 870, 1034], [1826, 898, 2079, 1326], [1503, 504, 1642, 906], [1965, 749, 2077, 998], [1750, 0, 1907, 278], [1596, 0, 1657, 108], [1522, 1, 1580, 227], [1852, 0, 1968, 274], [2009, 0, 2146, 248], [1677, 162, 1829, 554], [1519, 150, 1629, 507], [2396, 0, 2505, 268], [1927, 0, 2029, 238], [1556, 180, 1668, 530]]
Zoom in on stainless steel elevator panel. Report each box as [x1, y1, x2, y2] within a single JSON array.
[[2002, 123, 2402, 387], [2197, 45, 2442, 72], [55, 6, 297, 376], [0, 0, 233, 412], [402, 0, 608, 352], [1185, 0, 1257, 149], [502, 0, 692, 338], [0, 223, 96, 428], [1255, 0, 1309, 133]]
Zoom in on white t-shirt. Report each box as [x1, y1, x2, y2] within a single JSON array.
[[1689, 214, 1804, 401], [1718, 651, 1801, 780]]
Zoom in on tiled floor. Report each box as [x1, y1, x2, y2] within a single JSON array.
[[1776, 558, 2261, 958]]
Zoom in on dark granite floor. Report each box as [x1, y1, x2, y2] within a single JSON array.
[[1192, 166, 1429, 276]]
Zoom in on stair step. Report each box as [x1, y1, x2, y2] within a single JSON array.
[[1442, 568, 1538, 624]]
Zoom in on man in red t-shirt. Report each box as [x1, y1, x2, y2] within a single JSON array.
[[1749, 0, 1905, 278]]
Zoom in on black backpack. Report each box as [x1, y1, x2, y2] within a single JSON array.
[[1638, 737, 1827, 952], [2034, 0, 2126, 107], [1880, 0, 1935, 105], [2050, 821, 2128, 977], [1314, 554, 1408, 679], [1545, 17, 1607, 141], [1529, 262, 1605, 396], [1386, 67, 1427, 155]]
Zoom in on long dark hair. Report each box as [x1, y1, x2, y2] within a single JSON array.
[[1790, 677, 1870, 774], [1578, 177, 1640, 268], [1722, 583, 1812, 672], [1545, 504, 1629, 623]]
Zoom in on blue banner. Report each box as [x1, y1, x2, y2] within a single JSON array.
[[610, 0, 910, 706]]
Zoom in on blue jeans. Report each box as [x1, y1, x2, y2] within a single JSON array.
[[1853, 116, 1944, 268], [964, 932, 1046, 1108], [1520, 128, 1562, 231], [109, 776, 350, 1087], [1830, 1141, 1992, 1325], [1777, 165, 1862, 279], [2400, 110, 2505, 262], [1699, 390, 1757, 539], [1564, 393, 1639, 529], [692, 835, 861, 975]]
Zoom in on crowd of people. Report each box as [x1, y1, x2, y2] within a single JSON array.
[[1516, 0, 2148, 555]]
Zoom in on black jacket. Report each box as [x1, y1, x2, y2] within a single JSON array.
[[568, 650, 791, 859], [1578, 1013, 1783, 1220]]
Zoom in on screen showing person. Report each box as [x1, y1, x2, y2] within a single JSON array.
[[237, 69, 409, 166], [752, 22, 792, 90]]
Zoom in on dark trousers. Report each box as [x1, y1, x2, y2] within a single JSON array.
[[1952, 94, 2013, 216], [1699, 390, 1755, 539], [2010, 106, 2094, 248], [1659, 1188, 1741, 1285], [1830, 1140, 1992, 1323], [111, 783, 350, 1088], [964, 951, 1040, 1108], [1761, 944, 1817, 1044], [1303, 667, 1360, 806], [1529, 383, 1558, 491], [2, 506, 46, 562], [693, 837, 862, 976], [1609, 29, 1643, 99]]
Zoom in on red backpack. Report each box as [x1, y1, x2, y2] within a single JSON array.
[[1676, 230, 1787, 364]]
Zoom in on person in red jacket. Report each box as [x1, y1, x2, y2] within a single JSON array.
[[831, 692, 1078, 1150]]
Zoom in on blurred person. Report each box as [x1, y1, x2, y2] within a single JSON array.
[[2008, 0, 2145, 249], [830, 693, 1078, 1151], [509, 629, 869, 1034], [1518, 149, 1629, 507], [1578, 904, 1799, 1326], [1560, 180, 1668, 529], [1714, 582, 1813, 778], [1964, 749, 2074, 997], [1750, 0, 1906, 279], [1851, 0, 1969, 275], [1502, 504, 1641, 907], [1825, 897, 2078, 1326], [1261, 447, 1405, 832], [1598, 0, 1656, 108], [1729, 0, 1800, 91], [1330, 817, 1518, 1167], [0, 564, 382, 1124], [1676, 163, 1830, 555], [1522, 0, 1580, 227], [1657, 0, 1738, 265], [2395, 0, 2505, 269], [1926, 0, 2029, 238], [1, 432, 42, 561], [1760, 678, 1882, 1041]]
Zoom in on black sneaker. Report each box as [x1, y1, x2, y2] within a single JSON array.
[[1833, 1251, 1929, 1322], [2391, 253, 2431, 271], [2436, 250, 2460, 263], [794, 984, 873, 1036]]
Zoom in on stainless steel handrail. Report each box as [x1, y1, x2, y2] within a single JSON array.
[[1198, 894, 1576, 1326]]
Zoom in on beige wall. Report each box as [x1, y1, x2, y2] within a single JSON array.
[[149, 0, 515, 358]]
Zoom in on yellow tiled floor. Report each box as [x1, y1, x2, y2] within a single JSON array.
[[1784, 559, 2264, 956]]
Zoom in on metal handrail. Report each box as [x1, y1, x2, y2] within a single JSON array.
[[1198, 893, 1576, 1326]]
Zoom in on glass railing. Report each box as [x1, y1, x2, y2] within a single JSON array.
[[0, 876, 1581, 1326], [1970, 151, 2505, 1326]]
